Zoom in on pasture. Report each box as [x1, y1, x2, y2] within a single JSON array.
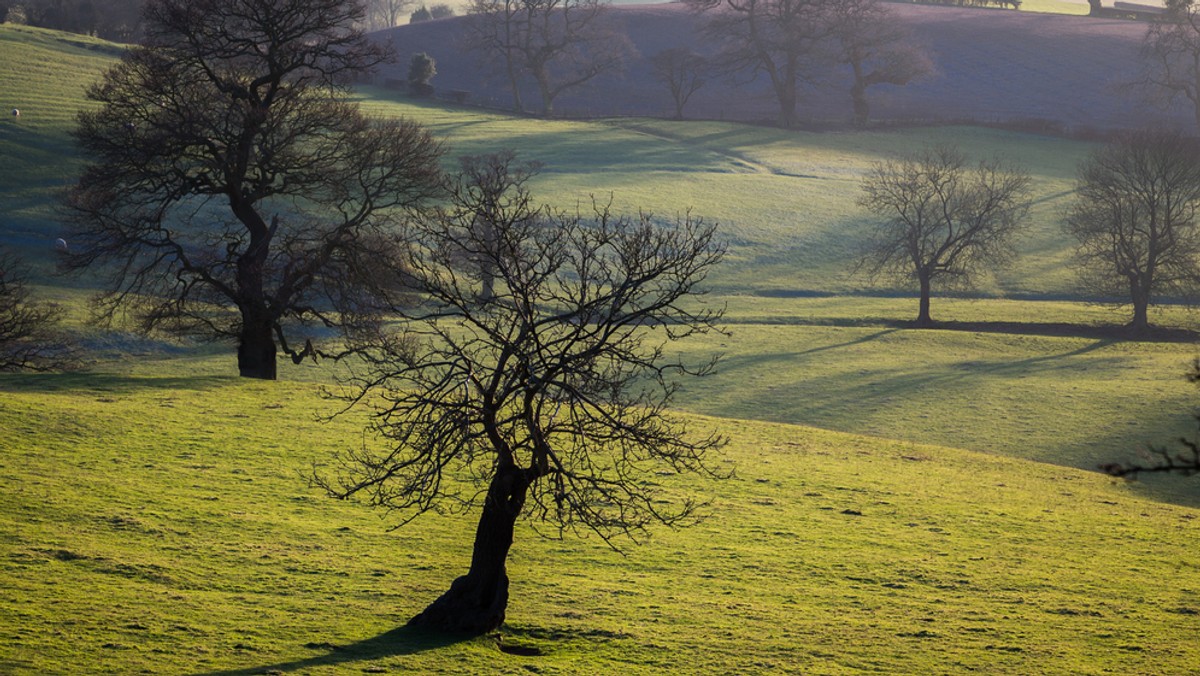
[[1, 21, 1199, 675]]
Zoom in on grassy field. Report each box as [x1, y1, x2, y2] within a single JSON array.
[[2, 363, 1198, 675], [3, 24, 1200, 675]]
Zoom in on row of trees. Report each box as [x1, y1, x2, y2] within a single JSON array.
[[857, 131, 1200, 334], [2, 0, 143, 41], [463, 0, 932, 126]]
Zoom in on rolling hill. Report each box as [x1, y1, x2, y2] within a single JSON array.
[[380, 3, 1190, 132]]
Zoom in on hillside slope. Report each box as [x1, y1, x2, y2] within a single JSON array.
[[380, 4, 1187, 132]]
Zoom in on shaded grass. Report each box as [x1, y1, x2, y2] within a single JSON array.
[[1, 365, 1198, 674]]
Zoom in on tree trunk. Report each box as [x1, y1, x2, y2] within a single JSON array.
[[506, 51, 524, 114], [407, 464, 531, 635], [916, 272, 933, 327], [238, 307, 277, 380], [1129, 280, 1151, 332], [851, 82, 869, 128], [1087, 0, 1102, 15]]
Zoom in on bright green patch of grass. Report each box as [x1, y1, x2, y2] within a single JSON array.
[[1, 365, 1198, 674]]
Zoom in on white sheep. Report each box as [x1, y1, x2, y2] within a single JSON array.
[[11, 108, 18, 118]]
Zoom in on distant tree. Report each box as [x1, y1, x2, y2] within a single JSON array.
[[857, 145, 1032, 326], [685, 0, 838, 128], [408, 51, 437, 96], [650, 47, 708, 121], [1087, 0, 1102, 15], [364, 0, 413, 30], [64, 0, 444, 380], [1102, 359, 1200, 477], [1139, 0, 1200, 131], [315, 151, 728, 635], [1064, 131, 1200, 332], [466, 0, 635, 116], [429, 2, 454, 18], [409, 4, 431, 21], [827, 0, 933, 127], [0, 248, 75, 371]]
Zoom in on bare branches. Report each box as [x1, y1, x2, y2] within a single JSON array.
[[317, 151, 728, 545], [64, 0, 444, 379], [1103, 358, 1200, 478], [1138, 3, 1200, 131], [0, 250, 76, 372], [856, 145, 1032, 325], [1063, 130, 1200, 331], [465, 0, 635, 116]]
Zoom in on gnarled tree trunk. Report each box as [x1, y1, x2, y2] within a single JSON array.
[[407, 464, 533, 634]]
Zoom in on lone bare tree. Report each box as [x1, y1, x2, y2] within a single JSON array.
[[316, 152, 728, 634], [1139, 0, 1200, 131], [64, 0, 445, 380], [1064, 131, 1200, 331], [466, 0, 634, 116], [685, 0, 836, 128], [0, 249, 75, 371], [651, 47, 709, 121], [364, 0, 413, 30], [857, 145, 1032, 326], [827, 0, 932, 127]]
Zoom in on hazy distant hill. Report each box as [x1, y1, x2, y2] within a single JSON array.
[[377, 3, 1190, 132]]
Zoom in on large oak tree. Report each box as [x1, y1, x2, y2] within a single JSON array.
[[317, 152, 728, 634], [64, 0, 444, 380]]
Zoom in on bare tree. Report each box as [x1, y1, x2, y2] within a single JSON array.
[[1139, 0, 1200, 131], [651, 47, 708, 121], [1102, 359, 1200, 477], [64, 0, 445, 380], [685, 0, 837, 128], [826, 0, 932, 127], [1064, 131, 1200, 331], [857, 145, 1032, 326], [466, 0, 634, 116], [316, 152, 728, 634], [364, 0, 413, 31], [0, 249, 75, 372]]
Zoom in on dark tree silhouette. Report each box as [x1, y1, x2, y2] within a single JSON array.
[[827, 0, 932, 127], [408, 52, 437, 97], [0, 249, 75, 372], [857, 145, 1031, 326], [1139, 0, 1200, 132], [1064, 131, 1200, 332], [650, 47, 708, 121], [685, 0, 836, 128], [64, 0, 444, 380], [1102, 359, 1200, 478], [465, 0, 634, 116], [316, 152, 728, 634]]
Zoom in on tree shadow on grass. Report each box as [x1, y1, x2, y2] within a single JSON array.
[[192, 625, 473, 676], [0, 370, 232, 394]]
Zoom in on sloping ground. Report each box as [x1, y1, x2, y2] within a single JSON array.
[[380, 3, 1190, 131]]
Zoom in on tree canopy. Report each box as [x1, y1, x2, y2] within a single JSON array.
[[64, 0, 444, 379]]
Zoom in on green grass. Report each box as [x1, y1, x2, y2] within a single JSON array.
[[0, 25, 120, 265], [2, 364, 1198, 674]]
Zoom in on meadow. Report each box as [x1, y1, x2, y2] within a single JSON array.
[[2, 22, 1199, 674]]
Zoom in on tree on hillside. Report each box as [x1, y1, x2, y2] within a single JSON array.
[[856, 145, 1032, 326], [0, 248, 75, 371], [466, 0, 634, 116], [1139, 0, 1200, 131], [651, 47, 709, 121], [684, 0, 837, 128], [827, 0, 932, 127], [1102, 359, 1200, 477], [64, 0, 444, 380], [408, 51, 437, 96], [1064, 131, 1200, 331], [315, 151, 728, 634]]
